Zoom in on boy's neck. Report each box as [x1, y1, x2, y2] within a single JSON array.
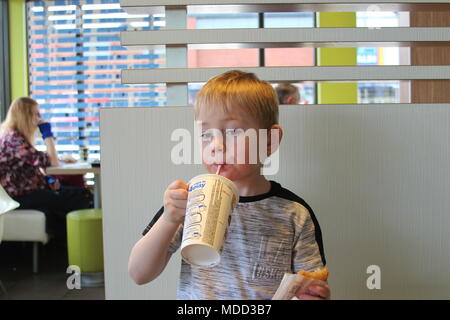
[[233, 174, 271, 197]]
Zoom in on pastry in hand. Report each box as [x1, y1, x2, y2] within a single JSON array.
[[298, 267, 329, 281]]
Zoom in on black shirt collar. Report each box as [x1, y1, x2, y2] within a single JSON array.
[[238, 180, 281, 203]]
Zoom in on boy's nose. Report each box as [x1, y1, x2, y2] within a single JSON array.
[[210, 134, 227, 159], [211, 136, 225, 153]]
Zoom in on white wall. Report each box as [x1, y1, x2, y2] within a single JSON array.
[[100, 104, 450, 299]]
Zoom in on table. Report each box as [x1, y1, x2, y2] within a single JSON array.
[[46, 162, 101, 209]]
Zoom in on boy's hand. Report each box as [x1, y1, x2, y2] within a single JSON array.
[[296, 283, 331, 300], [162, 180, 189, 226]]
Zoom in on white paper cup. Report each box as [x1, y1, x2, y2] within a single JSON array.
[[181, 174, 239, 267]]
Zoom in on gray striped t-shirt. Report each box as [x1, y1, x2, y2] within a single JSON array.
[[143, 180, 326, 300]]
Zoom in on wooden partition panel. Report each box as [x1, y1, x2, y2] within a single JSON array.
[[411, 12, 450, 103], [103, 0, 450, 300], [101, 105, 450, 299]]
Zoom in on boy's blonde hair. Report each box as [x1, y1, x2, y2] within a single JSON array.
[[0, 97, 38, 145], [194, 70, 279, 129]]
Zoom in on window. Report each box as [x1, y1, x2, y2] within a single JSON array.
[[27, 1, 408, 158], [27, 0, 164, 160], [186, 10, 404, 105]]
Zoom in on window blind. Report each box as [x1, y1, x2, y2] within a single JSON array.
[[27, 0, 165, 159]]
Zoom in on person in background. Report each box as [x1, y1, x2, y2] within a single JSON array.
[[128, 71, 329, 300], [275, 83, 301, 105], [0, 97, 92, 242]]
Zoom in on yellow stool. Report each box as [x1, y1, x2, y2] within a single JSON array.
[[66, 209, 104, 287]]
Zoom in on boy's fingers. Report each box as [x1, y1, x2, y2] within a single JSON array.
[[168, 199, 187, 210], [306, 285, 330, 299], [297, 293, 323, 301], [168, 180, 188, 190], [169, 189, 189, 200]]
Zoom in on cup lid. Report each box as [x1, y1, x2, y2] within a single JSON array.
[[181, 243, 221, 267]]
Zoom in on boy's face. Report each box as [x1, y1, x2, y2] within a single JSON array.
[[196, 106, 278, 182]]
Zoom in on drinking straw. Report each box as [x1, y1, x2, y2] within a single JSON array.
[[215, 164, 222, 175]]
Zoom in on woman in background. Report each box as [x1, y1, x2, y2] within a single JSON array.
[[0, 97, 92, 242]]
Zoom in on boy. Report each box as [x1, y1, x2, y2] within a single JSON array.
[[128, 70, 330, 300]]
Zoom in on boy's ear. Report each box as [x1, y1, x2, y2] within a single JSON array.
[[266, 124, 283, 157]]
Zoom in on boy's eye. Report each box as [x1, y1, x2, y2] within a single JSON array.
[[225, 128, 243, 136], [200, 131, 213, 140]]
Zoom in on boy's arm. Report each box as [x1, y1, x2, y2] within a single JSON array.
[[292, 206, 330, 300], [128, 212, 181, 285], [128, 180, 188, 285]]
